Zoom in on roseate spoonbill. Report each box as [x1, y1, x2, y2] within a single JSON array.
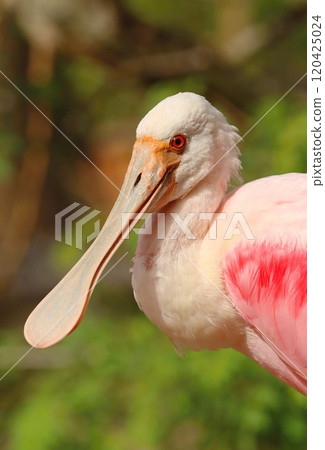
[[24, 93, 306, 395]]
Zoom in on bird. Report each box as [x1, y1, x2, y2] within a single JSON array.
[[24, 92, 307, 395]]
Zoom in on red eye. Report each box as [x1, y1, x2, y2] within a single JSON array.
[[170, 134, 187, 151]]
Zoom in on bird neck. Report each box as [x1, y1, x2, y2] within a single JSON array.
[[160, 169, 228, 245]]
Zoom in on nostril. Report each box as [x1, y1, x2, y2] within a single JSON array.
[[134, 173, 142, 188]]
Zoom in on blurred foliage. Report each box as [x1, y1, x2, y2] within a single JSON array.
[[0, 0, 306, 449], [243, 98, 307, 181], [1, 314, 306, 450]]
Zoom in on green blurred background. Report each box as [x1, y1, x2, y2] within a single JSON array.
[[0, 1, 306, 449]]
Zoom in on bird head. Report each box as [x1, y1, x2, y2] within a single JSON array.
[[134, 92, 240, 204], [24, 92, 240, 348]]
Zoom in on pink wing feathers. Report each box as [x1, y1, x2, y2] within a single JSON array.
[[221, 174, 307, 393], [223, 241, 306, 378]]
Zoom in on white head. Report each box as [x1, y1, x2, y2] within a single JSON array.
[[24, 92, 241, 349], [136, 92, 241, 199]]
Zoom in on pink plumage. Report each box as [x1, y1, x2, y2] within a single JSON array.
[[223, 240, 306, 394], [222, 174, 306, 394]]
